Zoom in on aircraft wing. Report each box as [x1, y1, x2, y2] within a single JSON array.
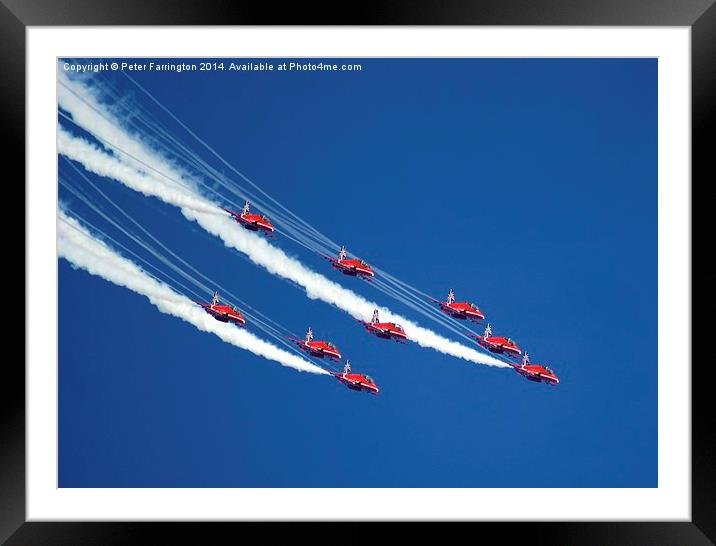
[[365, 323, 386, 334]]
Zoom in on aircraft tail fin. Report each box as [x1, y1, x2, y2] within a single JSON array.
[[447, 288, 455, 304]]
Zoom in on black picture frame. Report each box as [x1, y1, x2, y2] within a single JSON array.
[[5, 1, 710, 543]]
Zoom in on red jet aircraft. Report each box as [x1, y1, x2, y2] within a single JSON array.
[[429, 289, 485, 322], [513, 353, 559, 385], [322, 246, 374, 278], [359, 309, 408, 342], [225, 201, 275, 234], [331, 360, 379, 395], [473, 323, 521, 358], [198, 291, 246, 326], [290, 327, 342, 360]]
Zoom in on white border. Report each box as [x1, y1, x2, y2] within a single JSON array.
[[27, 27, 690, 520]]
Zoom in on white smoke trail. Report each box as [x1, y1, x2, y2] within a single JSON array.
[[60, 133, 507, 368], [57, 69, 198, 192], [58, 127, 220, 215], [58, 211, 329, 375], [57, 74, 509, 368], [59, 172, 327, 367], [187, 207, 510, 367], [59, 121, 471, 341], [61, 70, 486, 344]]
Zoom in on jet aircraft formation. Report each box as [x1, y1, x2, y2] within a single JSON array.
[[197, 200, 560, 393], [57, 71, 560, 396]]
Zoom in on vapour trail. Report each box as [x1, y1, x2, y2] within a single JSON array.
[[59, 71, 471, 341], [61, 202, 331, 370], [60, 168, 332, 367], [59, 121, 467, 341], [100, 72, 491, 340], [57, 73, 510, 368], [58, 210, 329, 375]]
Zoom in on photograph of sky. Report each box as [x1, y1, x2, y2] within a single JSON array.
[[58, 58, 656, 488]]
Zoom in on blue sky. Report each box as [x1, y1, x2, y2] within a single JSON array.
[[58, 58, 657, 487]]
